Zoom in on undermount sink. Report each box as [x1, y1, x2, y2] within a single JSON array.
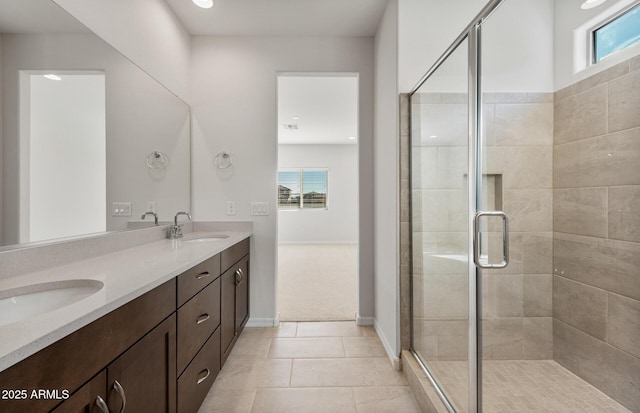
[[0, 279, 104, 326], [182, 234, 230, 243]]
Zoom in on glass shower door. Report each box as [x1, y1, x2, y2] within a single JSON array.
[[410, 37, 471, 413]]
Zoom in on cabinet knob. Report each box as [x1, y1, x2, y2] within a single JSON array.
[[234, 269, 242, 285], [197, 368, 211, 385], [196, 313, 210, 324], [113, 380, 127, 413], [96, 396, 109, 413]]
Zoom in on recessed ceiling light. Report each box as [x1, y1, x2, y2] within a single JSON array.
[[429, 135, 438, 139], [43, 74, 62, 81], [192, 0, 213, 9], [348, 136, 356, 140], [292, 116, 300, 120], [581, 0, 607, 9]]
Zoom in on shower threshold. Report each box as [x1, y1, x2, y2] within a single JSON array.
[[403, 351, 631, 412]]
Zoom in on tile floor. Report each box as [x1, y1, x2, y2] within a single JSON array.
[[422, 359, 632, 412], [277, 244, 357, 321], [197, 321, 421, 413]]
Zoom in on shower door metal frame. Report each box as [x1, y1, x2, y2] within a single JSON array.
[[408, 0, 506, 412]]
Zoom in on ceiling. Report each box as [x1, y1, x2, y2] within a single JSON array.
[[278, 75, 358, 145], [165, 0, 388, 36], [0, 0, 89, 33]]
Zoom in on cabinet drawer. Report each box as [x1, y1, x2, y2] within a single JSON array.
[[177, 327, 220, 413], [221, 238, 249, 272], [177, 278, 221, 374], [177, 254, 220, 307]]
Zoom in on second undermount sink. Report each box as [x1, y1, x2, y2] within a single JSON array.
[[182, 234, 230, 243], [0, 279, 104, 326]]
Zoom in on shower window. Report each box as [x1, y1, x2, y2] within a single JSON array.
[[592, 2, 640, 63]]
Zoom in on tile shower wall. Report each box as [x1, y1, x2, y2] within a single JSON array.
[[409, 92, 554, 361], [553, 57, 640, 412]]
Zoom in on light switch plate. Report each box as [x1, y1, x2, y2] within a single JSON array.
[[250, 202, 269, 216]]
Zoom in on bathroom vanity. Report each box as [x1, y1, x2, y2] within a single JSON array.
[[0, 231, 251, 413]]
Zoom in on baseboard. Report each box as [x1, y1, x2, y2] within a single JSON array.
[[374, 319, 402, 371], [356, 313, 374, 326], [246, 316, 279, 327]]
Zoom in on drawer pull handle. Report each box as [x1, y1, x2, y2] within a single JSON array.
[[196, 272, 211, 280], [113, 380, 126, 413], [197, 368, 211, 385], [196, 313, 210, 324], [234, 269, 241, 285], [96, 396, 109, 413], [239, 268, 245, 282]]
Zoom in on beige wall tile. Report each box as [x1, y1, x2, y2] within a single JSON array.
[[553, 233, 640, 302], [523, 275, 552, 317], [631, 55, 640, 72], [574, 61, 629, 94], [553, 188, 608, 237], [484, 92, 553, 104], [415, 103, 468, 147], [422, 275, 468, 319], [481, 318, 523, 360], [607, 293, 640, 359], [523, 232, 553, 274], [554, 320, 640, 412], [400, 94, 409, 137], [494, 275, 524, 317], [252, 388, 357, 413], [523, 317, 552, 359], [553, 128, 640, 188], [486, 232, 523, 276], [485, 146, 552, 189], [553, 276, 608, 340], [503, 189, 552, 232], [609, 186, 640, 242], [555, 84, 575, 101], [495, 103, 553, 146], [554, 84, 607, 144], [609, 70, 640, 133], [416, 189, 467, 232]]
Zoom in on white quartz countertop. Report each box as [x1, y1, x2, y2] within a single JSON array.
[[0, 230, 251, 372]]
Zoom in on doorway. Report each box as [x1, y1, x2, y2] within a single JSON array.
[[276, 73, 359, 322]]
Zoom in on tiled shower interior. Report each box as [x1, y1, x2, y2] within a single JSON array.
[[407, 55, 640, 412]]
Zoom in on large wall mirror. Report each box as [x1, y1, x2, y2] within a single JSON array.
[[0, 0, 191, 248]]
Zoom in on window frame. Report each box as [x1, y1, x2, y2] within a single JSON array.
[[589, 1, 640, 65], [277, 168, 329, 210]]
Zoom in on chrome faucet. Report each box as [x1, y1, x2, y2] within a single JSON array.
[[169, 211, 192, 239], [141, 211, 158, 225]]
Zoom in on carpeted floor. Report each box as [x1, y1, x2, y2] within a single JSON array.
[[277, 244, 357, 322]]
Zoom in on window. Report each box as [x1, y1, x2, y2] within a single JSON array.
[[592, 2, 640, 63], [278, 169, 328, 209]]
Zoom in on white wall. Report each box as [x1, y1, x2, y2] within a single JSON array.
[[398, 0, 554, 93], [0, 38, 3, 245], [278, 144, 358, 244], [374, 0, 400, 361], [554, 0, 640, 90], [53, 0, 191, 100], [28, 74, 106, 242], [190, 36, 375, 326]]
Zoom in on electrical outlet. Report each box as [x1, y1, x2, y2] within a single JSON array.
[[227, 201, 236, 216], [250, 202, 269, 216], [112, 202, 132, 217]]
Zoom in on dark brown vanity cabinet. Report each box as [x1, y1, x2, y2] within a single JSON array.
[[220, 239, 250, 363], [0, 237, 250, 413]]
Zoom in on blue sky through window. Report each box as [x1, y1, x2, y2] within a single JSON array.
[[594, 3, 640, 62]]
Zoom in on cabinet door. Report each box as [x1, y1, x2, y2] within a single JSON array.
[[51, 371, 107, 413], [107, 315, 177, 413], [220, 267, 236, 357], [235, 256, 249, 333]]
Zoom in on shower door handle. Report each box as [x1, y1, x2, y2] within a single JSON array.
[[473, 211, 509, 269]]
